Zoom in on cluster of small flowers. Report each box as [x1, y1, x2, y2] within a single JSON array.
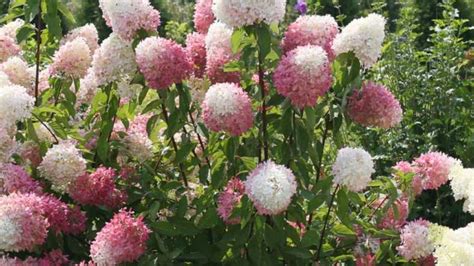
[[217, 177, 245, 224], [0, 56, 35, 92], [61, 24, 99, 53], [0, 127, 17, 164], [136, 37, 192, 89], [76, 69, 99, 105], [332, 147, 375, 192], [273, 45, 332, 108], [205, 22, 240, 83], [397, 219, 433, 261], [91, 33, 137, 86], [99, 0, 160, 41], [449, 166, 474, 214], [0, 19, 23, 63], [212, 0, 287, 28], [38, 140, 87, 192], [0, 83, 35, 130], [393, 152, 460, 196], [281, 15, 339, 60], [0, 193, 49, 252], [114, 114, 154, 162], [201, 83, 253, 136], [70, 167, 127, 209], [333, 14, 386, 68], [50, 38, 92, 79], [90, 209, 150, 265], [186, 32, 207, 78], [194, 0, 214, 34], [245, 161, 297, 215], [347, 82, 402, 129], [430, 222, 474, 265], [0, 250, 69, 265], [0, 163, 43, 195]]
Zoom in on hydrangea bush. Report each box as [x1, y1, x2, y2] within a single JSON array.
[[0, 0, 472, 265]]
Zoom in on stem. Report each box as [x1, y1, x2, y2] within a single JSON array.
[[258, 53, 269, 162], [34, 3, 42, 105], [368, 195, 389, 221], [32, 114, 59, 144], [159, 95, 188, 187], [316, 120, 330, 185], [315, 185, 339, 262], [188, 110, 211, 170]]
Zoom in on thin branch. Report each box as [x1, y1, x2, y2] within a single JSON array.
[[188, 110, 211, 170], [315, 185, 340, 262], [159, 94, 188, 187], [34, 3, 42, 106], [258, 52, 269, 162], [32, 113, 59, 144]]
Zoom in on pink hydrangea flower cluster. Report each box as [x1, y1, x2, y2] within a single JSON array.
[[61, 24, 99, 53], [373, 197, 409, 230], [205, 22, 240, 84], [397, 219, 434, 261], [194, 0, 214, 33], [0, 35, 20, 63], [136, 37, 192, 89], [70, 167, 127, 209], [99, 0, 160, 41], [19, 141, 43, 167], [0, 193, 49, 252], [90, 209, 150, 265], [245, 161, 297, 215], [273, 45, 332, 108], [50, 38, 92, 79], [0, 250, 69, 265], [201, 83, 253, 136], [281, 15, 339, 60], [412, 152, 457, 190], [186, 32, 207, 78], [0, 164, 43, 195], [217, 177, 245, 224], [347, 82, 402, 129], [40, 194, 86, 235]]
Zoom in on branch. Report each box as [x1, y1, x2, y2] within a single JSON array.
[[315, 185, 339, 262]]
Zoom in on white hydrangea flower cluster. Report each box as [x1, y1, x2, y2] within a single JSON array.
[[430, 222, 474, 265], [0, 57, 35, 92], [203, 83, 240, 116], [332, 147, 375, 192], [123, 131, 154, 163], [0, 84, 35, 129], [449, 163, 474, 214], [0, 19, 24, 39], [212, 0, 287, 27], [76, 69, 99, 105], [91, 33, 137, 86], [0, 71, 11, 85], [293, 45, 328, 74], [205, 22, 233, 53], [333, 13, 386, 68], [38, 141, 87, 192], [245, 161, 297, 215]]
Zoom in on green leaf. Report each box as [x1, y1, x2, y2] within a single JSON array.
[[332, 224, 356, 237], [197, 207, 219, 229], [16, 23, 35, 43], [57, 1, 76, 26], [284, 247, 313, 259], [336, 189, 351, 227], [256, 24, 272, 61], [24, 0, 39, 22], [231, 28, 245, 54]]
